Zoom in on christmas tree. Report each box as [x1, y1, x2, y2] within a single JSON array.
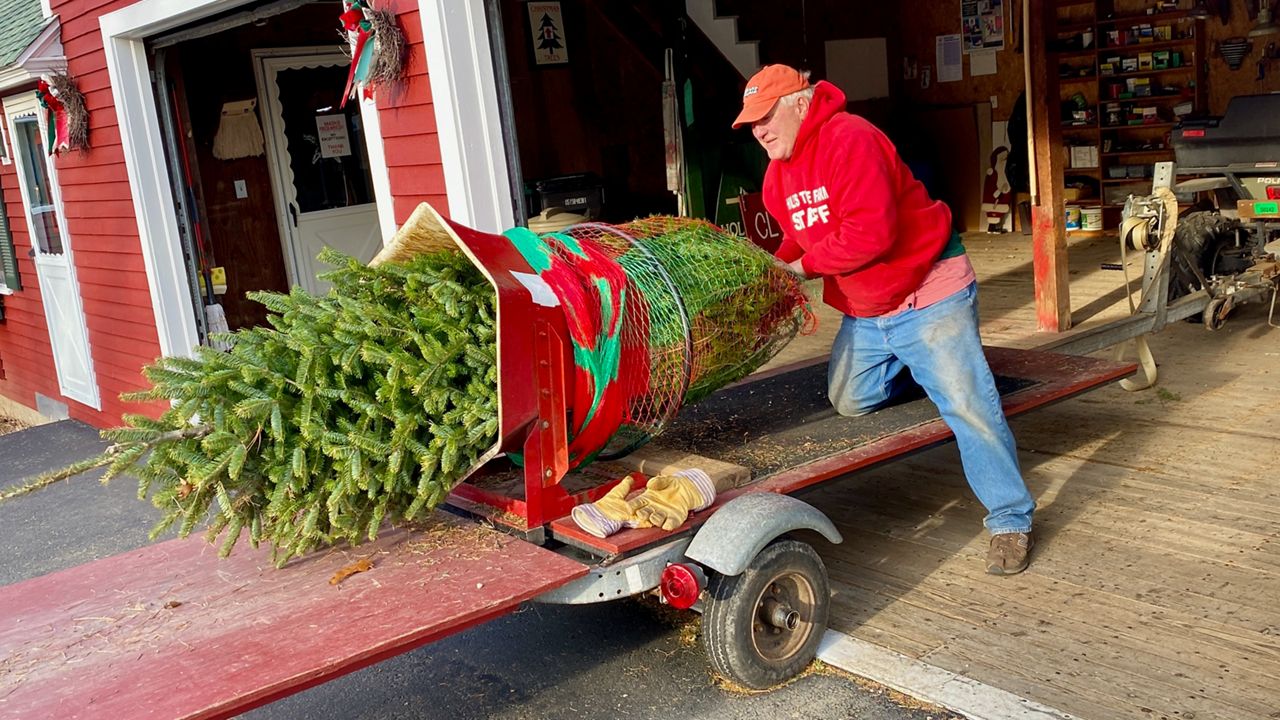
[[537, 13, 563, 54], [7, 248, 498, 566], [3, 210, 809, 566]]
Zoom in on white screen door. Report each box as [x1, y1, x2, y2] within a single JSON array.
[[254, 49, 382, 296], [4, 94, 100, 409]]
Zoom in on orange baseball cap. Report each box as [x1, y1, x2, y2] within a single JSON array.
[[732, 65, 811, 128]]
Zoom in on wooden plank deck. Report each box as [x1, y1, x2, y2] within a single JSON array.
[[0, 517, 586, 720], [779, 231, 1280, 719]]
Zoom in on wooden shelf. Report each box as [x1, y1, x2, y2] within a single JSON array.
[[1097, 9, 1193, 27], [1102, 149, 1171, 157], [1103, 200, 1195, 208], [1102, 95, 1193, 105], [1051, 6, 1204, 237], [1102, 121, 1178, 130], [1103, 177, 1154, 184], [1056, 19, 1098, 33], [1096, 37, 1197, 54], [1101, 66, 1195, 80]]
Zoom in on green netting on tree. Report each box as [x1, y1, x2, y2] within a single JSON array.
[[559, 217, 813, 457]]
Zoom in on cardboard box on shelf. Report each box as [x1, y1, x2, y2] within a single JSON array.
[[1070, 145, 1099, 168]]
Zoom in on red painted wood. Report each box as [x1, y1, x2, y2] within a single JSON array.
[[383, 135, 443, 167], [378, 105, 439, 136], [1, 0, 453, 430], [550, 348, 1138, 556], [387, 166, 449, 195], [0, 518, 585, 720]]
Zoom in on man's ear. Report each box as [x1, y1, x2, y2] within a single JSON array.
[[795, 94, 811, 120]]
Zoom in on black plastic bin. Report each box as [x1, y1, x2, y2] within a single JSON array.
[[530, 173, 605, 219]]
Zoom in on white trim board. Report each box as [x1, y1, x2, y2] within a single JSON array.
[[817, 631, 1081, 720], [418, 0, 513, 233], [100, 0, 244, 360]]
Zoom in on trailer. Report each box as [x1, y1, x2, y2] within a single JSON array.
[[0, 205, 1136, 719]]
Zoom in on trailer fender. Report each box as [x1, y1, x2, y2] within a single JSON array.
[[686, 493, 842, 576]]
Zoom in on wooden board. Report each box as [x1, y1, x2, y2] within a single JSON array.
[[801, 228, 1280, 720], [0, 517, 586, 720], [597, 446, 751, 491], [550, 347, 1136, 556]]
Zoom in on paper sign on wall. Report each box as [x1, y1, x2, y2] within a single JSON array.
[[971, 49, 998, 76], [962, 0, 1006, 53], [937, 34, 963, 83], [529, 2, 569, 65], [316, 114, 351, 159]]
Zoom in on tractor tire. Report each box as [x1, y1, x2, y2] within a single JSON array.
[[1167, 211, 1243, 301]]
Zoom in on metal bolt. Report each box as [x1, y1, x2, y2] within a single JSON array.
[[541, 420, 550, 429], [544, 468, 553, 478]]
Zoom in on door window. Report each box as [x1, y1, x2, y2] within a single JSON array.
[[12, 116, 64, 255], [276, 65, 374, 214]]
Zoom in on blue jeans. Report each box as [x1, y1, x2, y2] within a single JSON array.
[[827, 282, 1034, 535]]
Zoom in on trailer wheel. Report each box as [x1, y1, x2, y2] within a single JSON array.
[[701, 539, 829, 690], [1203, 296, 1231, 331]]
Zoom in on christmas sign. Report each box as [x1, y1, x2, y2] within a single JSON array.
[[529, 2, 568, 65]]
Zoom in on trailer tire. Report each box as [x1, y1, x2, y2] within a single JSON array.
[[701, 539, 829, 690]]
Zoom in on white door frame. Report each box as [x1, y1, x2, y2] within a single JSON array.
[[418, 0, 514, 233], [3, 92, 101, 409], [100, 0, 410, 359]]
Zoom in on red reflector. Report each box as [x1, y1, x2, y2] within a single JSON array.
[[1182, 129, 1206, 138], [660, 563, 702, 610], [1268, 186, 1280, 200]]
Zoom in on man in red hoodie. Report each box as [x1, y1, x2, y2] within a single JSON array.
[[734, 65, 1036, 575]]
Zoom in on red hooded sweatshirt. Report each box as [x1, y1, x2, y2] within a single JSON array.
[[763, 81, 954, 317]]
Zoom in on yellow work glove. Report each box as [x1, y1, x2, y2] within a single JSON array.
[[571, 475, 638, 538], [626, 469, 717, 532]]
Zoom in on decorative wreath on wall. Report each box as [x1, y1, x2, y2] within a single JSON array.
[[339, 0, 408, 107], [35, 73, 89, 155]]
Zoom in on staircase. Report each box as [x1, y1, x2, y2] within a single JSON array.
[[684, 0, 759, 78]]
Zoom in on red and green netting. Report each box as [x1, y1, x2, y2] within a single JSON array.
[[13, 217, 812, 564], [504, 216, 815, 468]]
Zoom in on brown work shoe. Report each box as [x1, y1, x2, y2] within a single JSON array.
[[986, 532, 1034, 575]]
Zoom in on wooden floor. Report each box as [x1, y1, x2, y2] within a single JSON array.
[[772, 232, 1280, 719]]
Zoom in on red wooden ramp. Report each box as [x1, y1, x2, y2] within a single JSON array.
[[0, 517, 586, 720]]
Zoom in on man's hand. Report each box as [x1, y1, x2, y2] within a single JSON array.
[[771, 256, 810, 280]]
